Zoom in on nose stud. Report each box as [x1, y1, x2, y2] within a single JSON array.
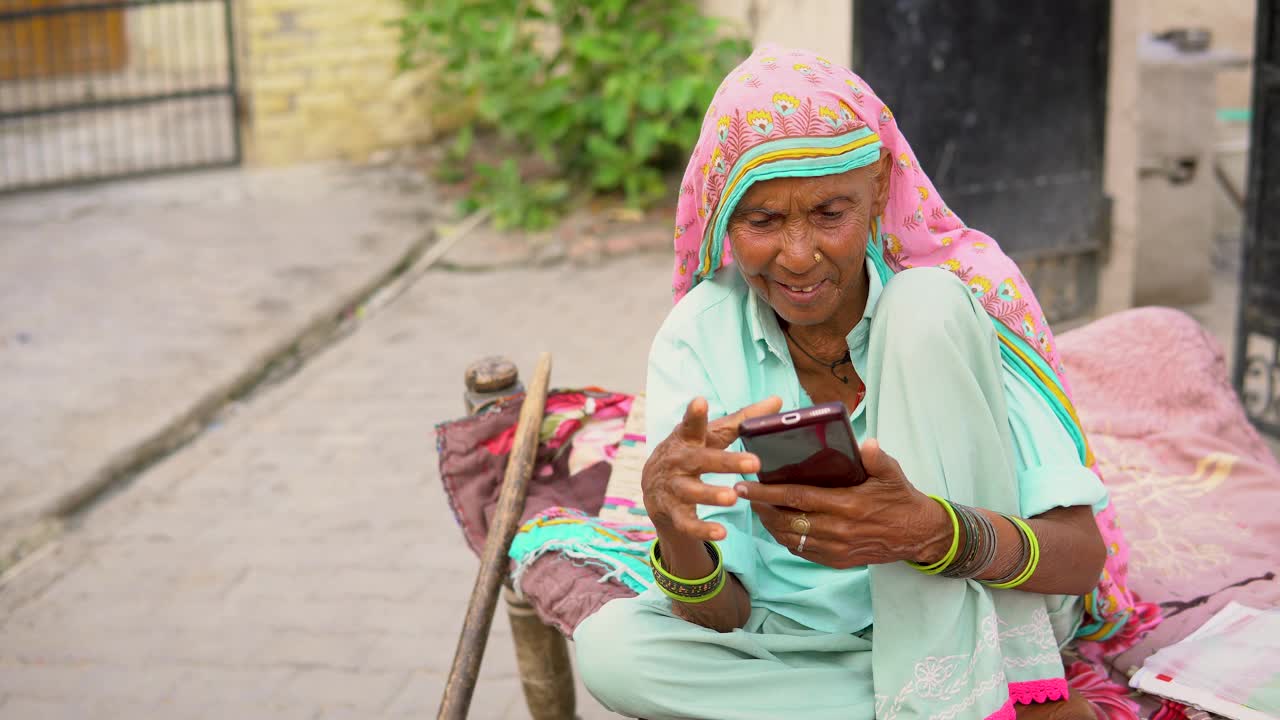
[[813, 251, 823, 263]]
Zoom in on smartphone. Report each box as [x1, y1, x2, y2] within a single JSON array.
[[738, 401, 868, 488]]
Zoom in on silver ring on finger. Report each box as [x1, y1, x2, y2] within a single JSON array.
[[797, 533, 808, 554]]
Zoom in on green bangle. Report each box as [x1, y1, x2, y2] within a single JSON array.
[[650, 540, 728, 604], [907, 495, 960, 575], [983, 515, 1042, 589], [672, 569, 727, 604]]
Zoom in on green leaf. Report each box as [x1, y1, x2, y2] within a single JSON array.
[[638, 84, 664, 114], [602, 74, 624, 101], [586, 134, 623, 161], [667, 75, 699, 113], [602, 100, 630, 138], [475, 95, 505, 123], [496, 20, 517, 53], [636, 30, 662, 57], [473, 162, 497, 182], [450, 124, 474, 160], [535, 179, 571, 204], [572, 35, 619, 63], [592, 163, 623, 189], [675, 118, 702, 144], [629, 120, 662, 160], [497, 158, 521, 183], [622, 172, 642, 203], [541, 106, 574, 142]]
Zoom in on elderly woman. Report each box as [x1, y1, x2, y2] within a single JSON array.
[[573, 48, 1147, 720]]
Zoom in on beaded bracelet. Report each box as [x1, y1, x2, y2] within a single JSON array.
[[650, 540, 727, 604], [981, 514, 1042, 589], [907, 495, 960, 575]]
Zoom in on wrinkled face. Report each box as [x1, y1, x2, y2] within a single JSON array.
[[727, 152, 892, 328]]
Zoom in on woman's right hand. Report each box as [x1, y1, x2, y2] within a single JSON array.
[[642, 395, 783, 542]]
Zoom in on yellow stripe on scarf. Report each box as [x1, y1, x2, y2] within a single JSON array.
[[998, 334, 1095, 467], [700, 133, 882, 276]]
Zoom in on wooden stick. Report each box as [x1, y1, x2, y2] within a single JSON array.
[[438, 353, 552, 720]]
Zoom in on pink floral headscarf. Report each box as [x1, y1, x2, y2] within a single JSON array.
[[672, 46, 1159, 657]]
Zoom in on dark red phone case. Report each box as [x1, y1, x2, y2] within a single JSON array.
[[738, 401, 868, 488]]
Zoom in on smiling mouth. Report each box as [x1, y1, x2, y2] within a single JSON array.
[[774, 279, 826, 297], [786, 283, 819, 292]]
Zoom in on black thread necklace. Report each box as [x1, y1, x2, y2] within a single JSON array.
[[784, 328, 855, 385]]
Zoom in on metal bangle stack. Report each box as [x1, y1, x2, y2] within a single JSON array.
[[982, 515, 1036, 588], [940, 502, 1000, 579]]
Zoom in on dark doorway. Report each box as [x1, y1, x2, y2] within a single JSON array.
[[855, 0, 1112, 322]]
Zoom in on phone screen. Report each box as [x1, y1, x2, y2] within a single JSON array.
[[740, 406, 867, 488]]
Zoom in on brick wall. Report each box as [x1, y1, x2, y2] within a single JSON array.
[[239, 0, 433, 165]]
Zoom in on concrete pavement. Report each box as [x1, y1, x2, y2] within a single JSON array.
[[0, 251, 677, 719], [0, 164, 435, 566]]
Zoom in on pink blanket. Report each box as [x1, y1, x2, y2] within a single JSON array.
[[1057, 307, 1280, 671]]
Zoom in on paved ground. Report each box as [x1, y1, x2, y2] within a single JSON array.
[[0, 251, 676, 719], [0, 165, 433, 557]]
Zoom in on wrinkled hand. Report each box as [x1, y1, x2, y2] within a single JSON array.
[[735, 439, 943, 569], [642, 396, 783, 542]]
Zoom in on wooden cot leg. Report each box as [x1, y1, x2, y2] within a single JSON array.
[[504, 584, 577, 720]]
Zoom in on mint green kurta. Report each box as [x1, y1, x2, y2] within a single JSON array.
[[643, 257, 1106, 636], [574, 265, 1108, 720]]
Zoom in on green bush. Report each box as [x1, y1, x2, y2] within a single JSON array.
[[396, 0, 749, 230]]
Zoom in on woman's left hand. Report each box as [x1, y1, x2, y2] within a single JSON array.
[[734, 439, 949, 569]]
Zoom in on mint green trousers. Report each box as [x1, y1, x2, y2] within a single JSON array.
[[574, 269, 1083, 720]]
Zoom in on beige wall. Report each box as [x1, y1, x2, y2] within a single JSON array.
[[703, 0, 852, 66], [1142, 0, 1255, 110], [239, 0, 433, 165], [1097, 0, 1143, 314]]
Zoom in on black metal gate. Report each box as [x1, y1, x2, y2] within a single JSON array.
[[1234, 0, 1280, 436], [855, 0, 1112, 323], [0, 0, 240, 193]]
